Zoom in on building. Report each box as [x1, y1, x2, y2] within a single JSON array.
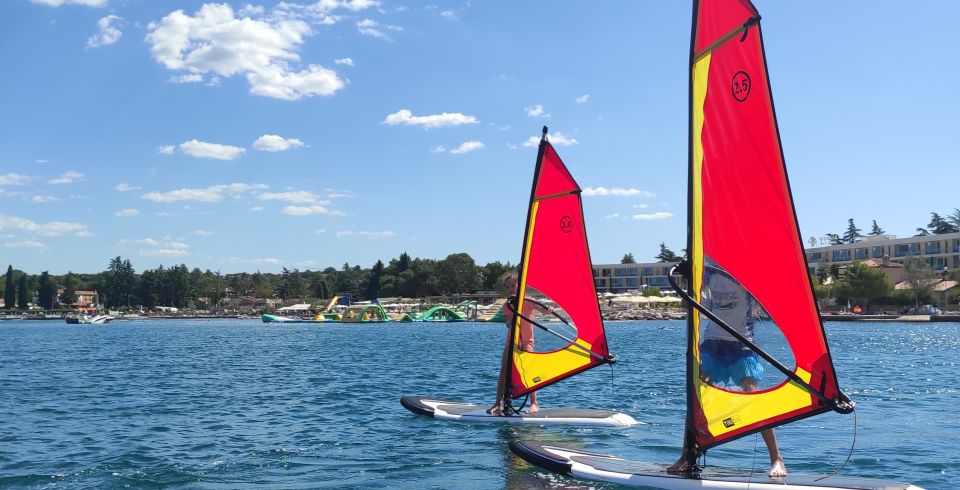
[[593, 261, 679, 294], [805, 232, 960, 276]]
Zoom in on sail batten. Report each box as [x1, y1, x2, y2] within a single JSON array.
[[685, 0, 848, 454], [505, 129, 611, 400]]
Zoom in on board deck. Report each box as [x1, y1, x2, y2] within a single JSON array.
[[400, 396, 638, 427], [509, 440, 924, 490]]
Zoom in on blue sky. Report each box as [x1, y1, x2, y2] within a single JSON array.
[[1, 1, 957, 275]]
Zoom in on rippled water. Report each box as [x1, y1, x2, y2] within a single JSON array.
[[0, 319, 956, 489]]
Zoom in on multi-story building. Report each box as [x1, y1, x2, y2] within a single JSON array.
[[593, 261, 679, 294], [805, 231, 960, 275]]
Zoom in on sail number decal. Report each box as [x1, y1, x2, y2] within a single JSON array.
[[560, 216, 574, 233], [732, 71, 751, 102]]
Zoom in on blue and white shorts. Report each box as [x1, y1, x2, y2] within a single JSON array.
[[699, 339, 763, 386]]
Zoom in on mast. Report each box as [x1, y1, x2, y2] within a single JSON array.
[[502, 126, 550, 413], [679, 0, 702, 468]]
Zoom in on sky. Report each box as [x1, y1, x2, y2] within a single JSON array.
[[1, 1, 957, 275]]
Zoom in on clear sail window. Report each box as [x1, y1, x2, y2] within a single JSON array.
[[697, 260, 794, 392]]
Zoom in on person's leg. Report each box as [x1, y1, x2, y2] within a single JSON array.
[[523, 342, 539, 413], [742, 377, 786, 477], [488, 341, 510, 414]]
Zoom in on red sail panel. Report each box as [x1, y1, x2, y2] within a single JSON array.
[[510, 141, 609, 398], [687, 0, 843, 451]]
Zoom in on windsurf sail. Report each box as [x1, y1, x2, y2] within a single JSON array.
[[678, 0, 852, 458], [504, 126, 613, 401]]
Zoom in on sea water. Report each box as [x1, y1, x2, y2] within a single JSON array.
[[0, 319, 955, 489]]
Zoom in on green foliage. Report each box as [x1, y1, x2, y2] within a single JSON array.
[[869, 220, 885, 236], [4, 265, 16, 310], [621, 253, 636, 264], [642, 286, 661, 297], [655, 243, 679, 262], [16, 274, 29, 309], [903, 258, 936, 306], [842, 218, 862, 244], [61, 271, 78, 307], [831, 262, 893, 306], [37, 272, 56, 309]]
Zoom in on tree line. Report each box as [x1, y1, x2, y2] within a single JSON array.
[[820, 209, 960, 245], [2, 252, 516, 312]]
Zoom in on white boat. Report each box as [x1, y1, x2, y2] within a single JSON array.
[[79, 314, 115, 324]]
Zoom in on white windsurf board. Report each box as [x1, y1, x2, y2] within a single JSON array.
[[400, 396, 638, 427]]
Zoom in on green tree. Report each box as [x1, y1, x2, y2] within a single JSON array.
[[926, 212, 958, 235], [3, 265, 15, 310], [949, 208, 960, 231], [642, 286, 662, 297], [438, 253, 479, 296], [903, 258, 936, 306], [621, 253, 636, 264], [61, 271, 79, 307], [842, 218, 862, 244], [656, 243, 679, 262], [480, 261, 512, 290], [869, 220, 885, 236], [17, 274, 29, 309], [365, 260, 385, 299], [826, 233, 843, 245], [37, 272, 56, 309], [831, 262, 892, 309]]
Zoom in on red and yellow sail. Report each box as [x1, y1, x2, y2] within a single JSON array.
[[507, 129, 611, 399], [686, 0, 844, 451]]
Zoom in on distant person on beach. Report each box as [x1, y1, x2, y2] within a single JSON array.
[[488, 272, 553, 416], [668, 267, 787, 478]]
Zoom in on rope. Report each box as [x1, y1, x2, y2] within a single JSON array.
[[815, 407, 858, 481]]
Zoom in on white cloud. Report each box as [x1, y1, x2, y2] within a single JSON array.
[[114, 208, 140, 217], [86, 15, 122, 48], [582, 187, 655, 198], [356, 18, 391, 40], [525, 104, 549, 117], [142, 183, 267, 203], [336, 230, 395, 238], [249, 206, 264, 212], [315, 229, 327, 234], [146, 4, 347, 101], [139, 248, 189, 257], [0, 173, 32, 186], [431, 145, 446, 153], [575, 94, 590, 104], [252, 134, 304, 152], [114, 183, 141, 192], [440, 10, 458, 20], [31, 0, 107, 6], [335, 57, 354, 66], [191, 229, 214, 236], [0, 213, 91, 237], [342, 0, 380, 11], [383, 109, 478, 129], [522, 131, 578, 147], [179, 140, 245, 160], [224, 256, 283, 265], [31, 195, 58, 203], [605, 213, 621, 219], [633, 212, 674, 220], [48, 171, 86, 184], [257, 191, 326, 204], [169, 74, 203, 84], [158, 145, 176, 154], [5, 240, 47, 249], [450, 141, 484, 154], [282, 205, 345, 216]]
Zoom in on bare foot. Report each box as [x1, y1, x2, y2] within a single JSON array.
[[768, 458, 787, 478], [527, 403, 539, 414], [486, 405, 501, 415], [666, 458, 697, 475]]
